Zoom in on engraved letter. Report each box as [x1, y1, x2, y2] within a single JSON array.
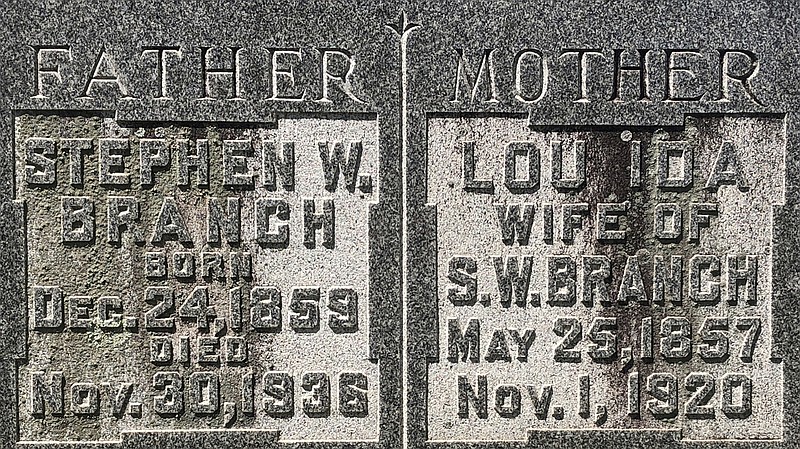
[[328, 288, 358, 332], [223, 140, 254, 188], [107, 196, 145, 244], [448, 256, 478, 306], [689, 203, 717, 242], [495, 385, 521, 418], [496, 203, 535, 245], [32, 45, 70, 98], [705, 141, 749, 191], [504, 141, 540, 191], [561, 203, 589, 242], [514, 49, 548, 103], [141, 46, 182, 99], [151, 198, 192, 244], [153, 371, 183, 416], [656, 141, 693, 189], [301, 372, 330, 416], [61, 196, 94, 243], [451, 48, 499, 104], [462, 141, 494, 192], [61, 138, 92, 185], [610, 49, 650, 101], [339, 372, 368, 417], [255, 198, 289, 246], [176, 139, 209, 187], [548, 255, 576, 306], [597, 202, 629, 241], [81, 47, 135, 99], [318, 141, 362, 192], [262, 141, 295, 190], [727, 255, 757, 305], [269, 48, 305, 100], [250, 287, 281, 331], [303, 198, 334, 248], [68, 296, 93, 329], [551, 140, 586, 189], [71, 383, 100, 415], [139, 138, 171, 185], [690, 254, 720, 305], [264, 371, 293, 417], [718, 50, 762, 105], [664, 49, 704, 101], [448, 318, 480, 363], [200, 46, 241, 99], [618, 255, 647, 303], [559, 49, 605, 102], [33, 286, 63, 330], [654, 203, 682, 240], [317, 48, 364, 103], [494, 256, 533, 307], [189, 372, 219, 415], [98, 138, 130, 186], [582, 255, 610, 306], [25, 137, 56, 185], [207, 197, 241, 244], [30, 371, 64, 416], [653, 255, 683, 304], [458, 375, 487, 418]]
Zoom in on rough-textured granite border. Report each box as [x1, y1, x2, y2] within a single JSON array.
[[2, 0, 800, 448]]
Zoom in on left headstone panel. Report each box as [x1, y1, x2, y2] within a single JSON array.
[[0, 2, 403, 447]]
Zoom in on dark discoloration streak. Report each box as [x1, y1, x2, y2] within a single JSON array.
[[566, 121, 723, 427], [572, 127, 707, 426], [576, 130, 654, 425]]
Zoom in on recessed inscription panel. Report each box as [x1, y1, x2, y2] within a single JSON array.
[[426, 116, 784, 441], [16, 115, 379, 442]]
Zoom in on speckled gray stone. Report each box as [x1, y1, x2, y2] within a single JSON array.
[[402, 1, 800, 448], [1, 1, 800, 448]]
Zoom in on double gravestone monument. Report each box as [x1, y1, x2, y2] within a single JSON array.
[[1, 1, 798, 448]]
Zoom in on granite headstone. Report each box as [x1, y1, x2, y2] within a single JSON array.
[[0, 1, 798, 448]]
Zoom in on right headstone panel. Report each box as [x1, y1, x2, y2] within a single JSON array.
[[403, 2, 800, 447]]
